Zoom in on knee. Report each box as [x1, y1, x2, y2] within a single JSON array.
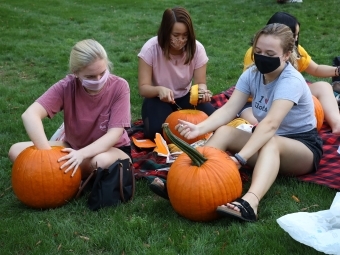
[[214, 125, 234, 135], [261, 136, 279, 152], [8, 144, 20, 163], [310, 81, 332, 95]]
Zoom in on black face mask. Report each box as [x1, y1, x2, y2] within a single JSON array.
[[254, 53, 281, 74]]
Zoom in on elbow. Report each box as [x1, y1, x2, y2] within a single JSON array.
[[138, 86, 146, 97], [21, 109, 30, 123], [21, 107, 40, 124], [267, 121, 280, 133], [261, 118, 280, 133]]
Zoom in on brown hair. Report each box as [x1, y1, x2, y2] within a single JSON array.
[[251, 23, 298, 69], [157, 7, 196, 65]]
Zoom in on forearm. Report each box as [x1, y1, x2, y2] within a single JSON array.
[[308, 64, 338, 78], [197, 91, 249, 134], [79, 128, 123, 159], [197, 105, 236, 135], [238, 120, 278, 161], [22, 112, 51, 149], [139, 84, 161, 98]]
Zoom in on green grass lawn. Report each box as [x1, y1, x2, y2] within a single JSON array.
[[0, 0, 339, 254]]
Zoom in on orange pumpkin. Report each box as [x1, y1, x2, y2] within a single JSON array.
[[163, 109, 211, 144], [11, 146, 81, 209], [312, 95, 324, 131], [163, 124, 242, 222]]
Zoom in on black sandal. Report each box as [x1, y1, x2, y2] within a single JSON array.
[[216, 198, 258, 222], [149, 180, 169, 200]]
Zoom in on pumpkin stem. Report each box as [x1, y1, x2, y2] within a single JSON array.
[[162, 123, 207, 166]]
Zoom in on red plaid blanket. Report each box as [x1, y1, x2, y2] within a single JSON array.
[[129, 86, 340, 190]]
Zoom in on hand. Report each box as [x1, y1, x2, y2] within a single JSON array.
[[230, 156, 241, 169], [175, 119, 200, 140], [157, 87, 174, 103], [58, 148, 84, 177], [198, 88, 213, 103]]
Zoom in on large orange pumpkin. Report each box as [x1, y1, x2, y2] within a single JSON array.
[[312, 95, 324, 131], [163, 109, 211, 144], [163, 124, 242, 222], [11, 146, 81, 209]]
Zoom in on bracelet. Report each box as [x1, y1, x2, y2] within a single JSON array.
[[337, 66, 340, 76], [234, 153, 247, 166]]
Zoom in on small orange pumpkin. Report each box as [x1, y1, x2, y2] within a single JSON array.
[[163, 124, 242, 222], [312, 95, 324, 131], [11, 146, 81, 209], [189, 84, 199, 106], [163, 109, 211, 144]]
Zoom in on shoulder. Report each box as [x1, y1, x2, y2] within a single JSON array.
[[297, 44, 309, 55], [138, 36, 161, 63], [195, 40, 206, 52], [140, 36, 159, 52], [52, 74, 76, 89], [107, 74, 130, 91], [193, 40, 208, 62], [281, 63, 306, 84]]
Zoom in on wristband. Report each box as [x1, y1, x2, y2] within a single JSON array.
[[234, 153, 247, 165]]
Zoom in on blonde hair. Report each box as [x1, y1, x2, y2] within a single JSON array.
[[69, 39, 113, 74], [251, 23, 298, 69]]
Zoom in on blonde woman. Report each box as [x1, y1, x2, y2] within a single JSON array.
[[8, 39, 131, 179]]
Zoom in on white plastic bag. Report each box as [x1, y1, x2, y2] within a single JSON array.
[[277, 192, 340, 255], [50, 122, 65, 141]]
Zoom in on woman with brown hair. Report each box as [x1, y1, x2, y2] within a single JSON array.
[[138, 7, 215, 139]]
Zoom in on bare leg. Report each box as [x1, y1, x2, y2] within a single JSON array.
[[211, 130, 314, 218], [80, 147, 131, 178], [309, 81, 340, 134], [239, 108, 258, 125], [8, 141, 69, 162], [226, 135, 313, 216]]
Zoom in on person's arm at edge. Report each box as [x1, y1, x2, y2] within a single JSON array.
[[305, 59, 338, 78]]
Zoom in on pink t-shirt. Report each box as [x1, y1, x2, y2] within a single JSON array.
[[138, 36, 208, 98], [36, 74, 131, 150]]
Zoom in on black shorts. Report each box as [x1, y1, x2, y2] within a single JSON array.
[[281, 128, 323, 172], [237, 102, 252, 117], [118, 145, 132, 160]]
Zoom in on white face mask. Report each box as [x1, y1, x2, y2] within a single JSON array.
[[80, 69, 109, 91]]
